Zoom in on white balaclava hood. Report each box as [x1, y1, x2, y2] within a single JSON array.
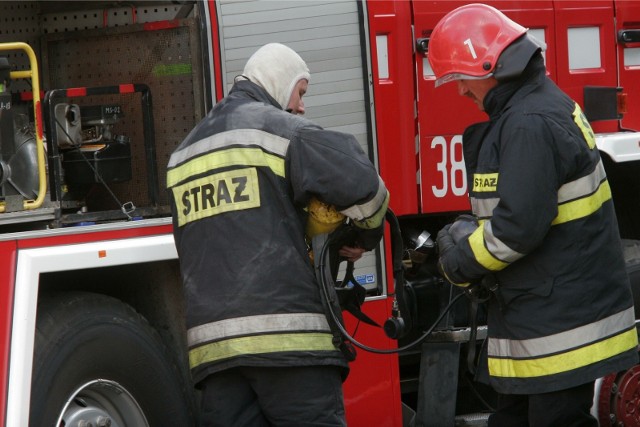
[[242, 43, 310, 110]]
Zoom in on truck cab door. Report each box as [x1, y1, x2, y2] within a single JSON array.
[[412, 1, 554, 214], [553, 0, 618, 133]]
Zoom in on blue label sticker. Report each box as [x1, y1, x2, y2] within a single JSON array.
[[355, 274, 376, 285]]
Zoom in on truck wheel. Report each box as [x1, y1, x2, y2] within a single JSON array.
[[30, 291, 194, 426]]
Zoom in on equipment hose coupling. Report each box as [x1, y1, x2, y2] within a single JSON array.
[[383, 298, 405, 340]]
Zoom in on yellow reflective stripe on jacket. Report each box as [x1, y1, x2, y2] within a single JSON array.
[[340, 177, 389, 226], [470, 178, 610, 226], [572, 102, 596, 149], [552, 179, 611, 225], [167, 147, 285, 188], [167, 129, 289, 169], [488, 328, 637, 378], [557, 161, 607, 203], [468, 225, 509, 271], [489, 307, 635, 358], [469, 160, 611, 269], [437, 258, 471, 287], [189, 332, 336, 368], [351, 190, 390, 230]]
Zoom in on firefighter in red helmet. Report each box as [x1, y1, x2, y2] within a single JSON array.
[[430, 4, 638, 426]]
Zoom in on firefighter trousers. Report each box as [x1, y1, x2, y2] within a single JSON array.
[[198, 365, 346, 427], [488, 380, 597, 427]]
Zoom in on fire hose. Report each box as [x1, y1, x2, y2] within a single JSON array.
[[313, 208, 465, 355]]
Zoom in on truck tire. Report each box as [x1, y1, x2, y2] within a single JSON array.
[[30, 291, 195, 427]]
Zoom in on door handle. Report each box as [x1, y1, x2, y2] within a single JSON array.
[[416, 38, 429, 54], [618, 29, 640, 44]]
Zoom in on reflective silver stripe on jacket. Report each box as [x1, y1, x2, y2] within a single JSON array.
[[168, 129, 289, 169], [339, 177, 388, 222], [470, 160, 609, 264], [471, 197, 499, 219], [187, 313, 331, 347], [471, 159, 608, 221], [481, 221, 525, 263], [557, 160, 606, 203], [488, 306, 635, 358]]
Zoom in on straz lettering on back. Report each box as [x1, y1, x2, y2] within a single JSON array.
[[173, 167, 260, 226]]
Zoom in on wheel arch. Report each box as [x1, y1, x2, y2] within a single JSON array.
[[38, 258, 189, 380], [7, 233, 194, 426]]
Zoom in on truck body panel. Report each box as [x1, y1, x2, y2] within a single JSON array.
[[0, 1, 638, 425]]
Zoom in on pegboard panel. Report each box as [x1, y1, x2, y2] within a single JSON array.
[[0, 1, 194, 95], [0, 2, 42, 94], [42, 19, 204, 211], [39, 3, 194, 33]]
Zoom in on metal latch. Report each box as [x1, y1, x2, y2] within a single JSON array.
[[618, 29, 640, 44], [416, 38, 429, 54]]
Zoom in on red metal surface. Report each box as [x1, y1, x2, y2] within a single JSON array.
[[65, 87, 87, 97], [119, 83, 135, 94], [342, 298, 402, 427], [5, 2, 638, 425], [615, 0, 640, 132], [207, 1, 224, 104], [553, 0, 617, 133], [142, 19, 181, 31], [367, 0, 418, 216], [35, 100, 43, 140], [598, 366, 640, 426], [18, 91, 45, 102], [0, 241, 17, 427], [614, 365, 640, 426], [413, 1, 554, 214], [598, 373, 616, 426]]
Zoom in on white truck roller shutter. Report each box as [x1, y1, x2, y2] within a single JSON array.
[[216, 0, 384, 294], [216, 0, 372, 154]]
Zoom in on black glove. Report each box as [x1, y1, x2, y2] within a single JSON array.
[[436, 224, 454, 256], [436, 222, 473, 287], [354, 223, 384, 251], [448, 214, 479, 244]]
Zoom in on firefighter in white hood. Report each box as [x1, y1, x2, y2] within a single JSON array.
[[167, 43, 389, 426]]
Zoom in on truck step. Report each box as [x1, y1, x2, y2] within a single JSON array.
[[455, 412, 491, 427]]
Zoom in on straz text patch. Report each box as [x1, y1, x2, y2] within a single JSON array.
[[473, 173, 499, 192], [173, 167, 260, 226]]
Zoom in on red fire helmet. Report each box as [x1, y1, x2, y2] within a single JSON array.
[[428, 3, 527, 87]]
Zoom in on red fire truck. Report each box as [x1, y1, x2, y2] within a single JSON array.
[[1, 1, 639, 426]]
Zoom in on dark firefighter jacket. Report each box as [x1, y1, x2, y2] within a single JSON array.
[[167, 80, 389, 384], [441, 55, 638, 394]]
